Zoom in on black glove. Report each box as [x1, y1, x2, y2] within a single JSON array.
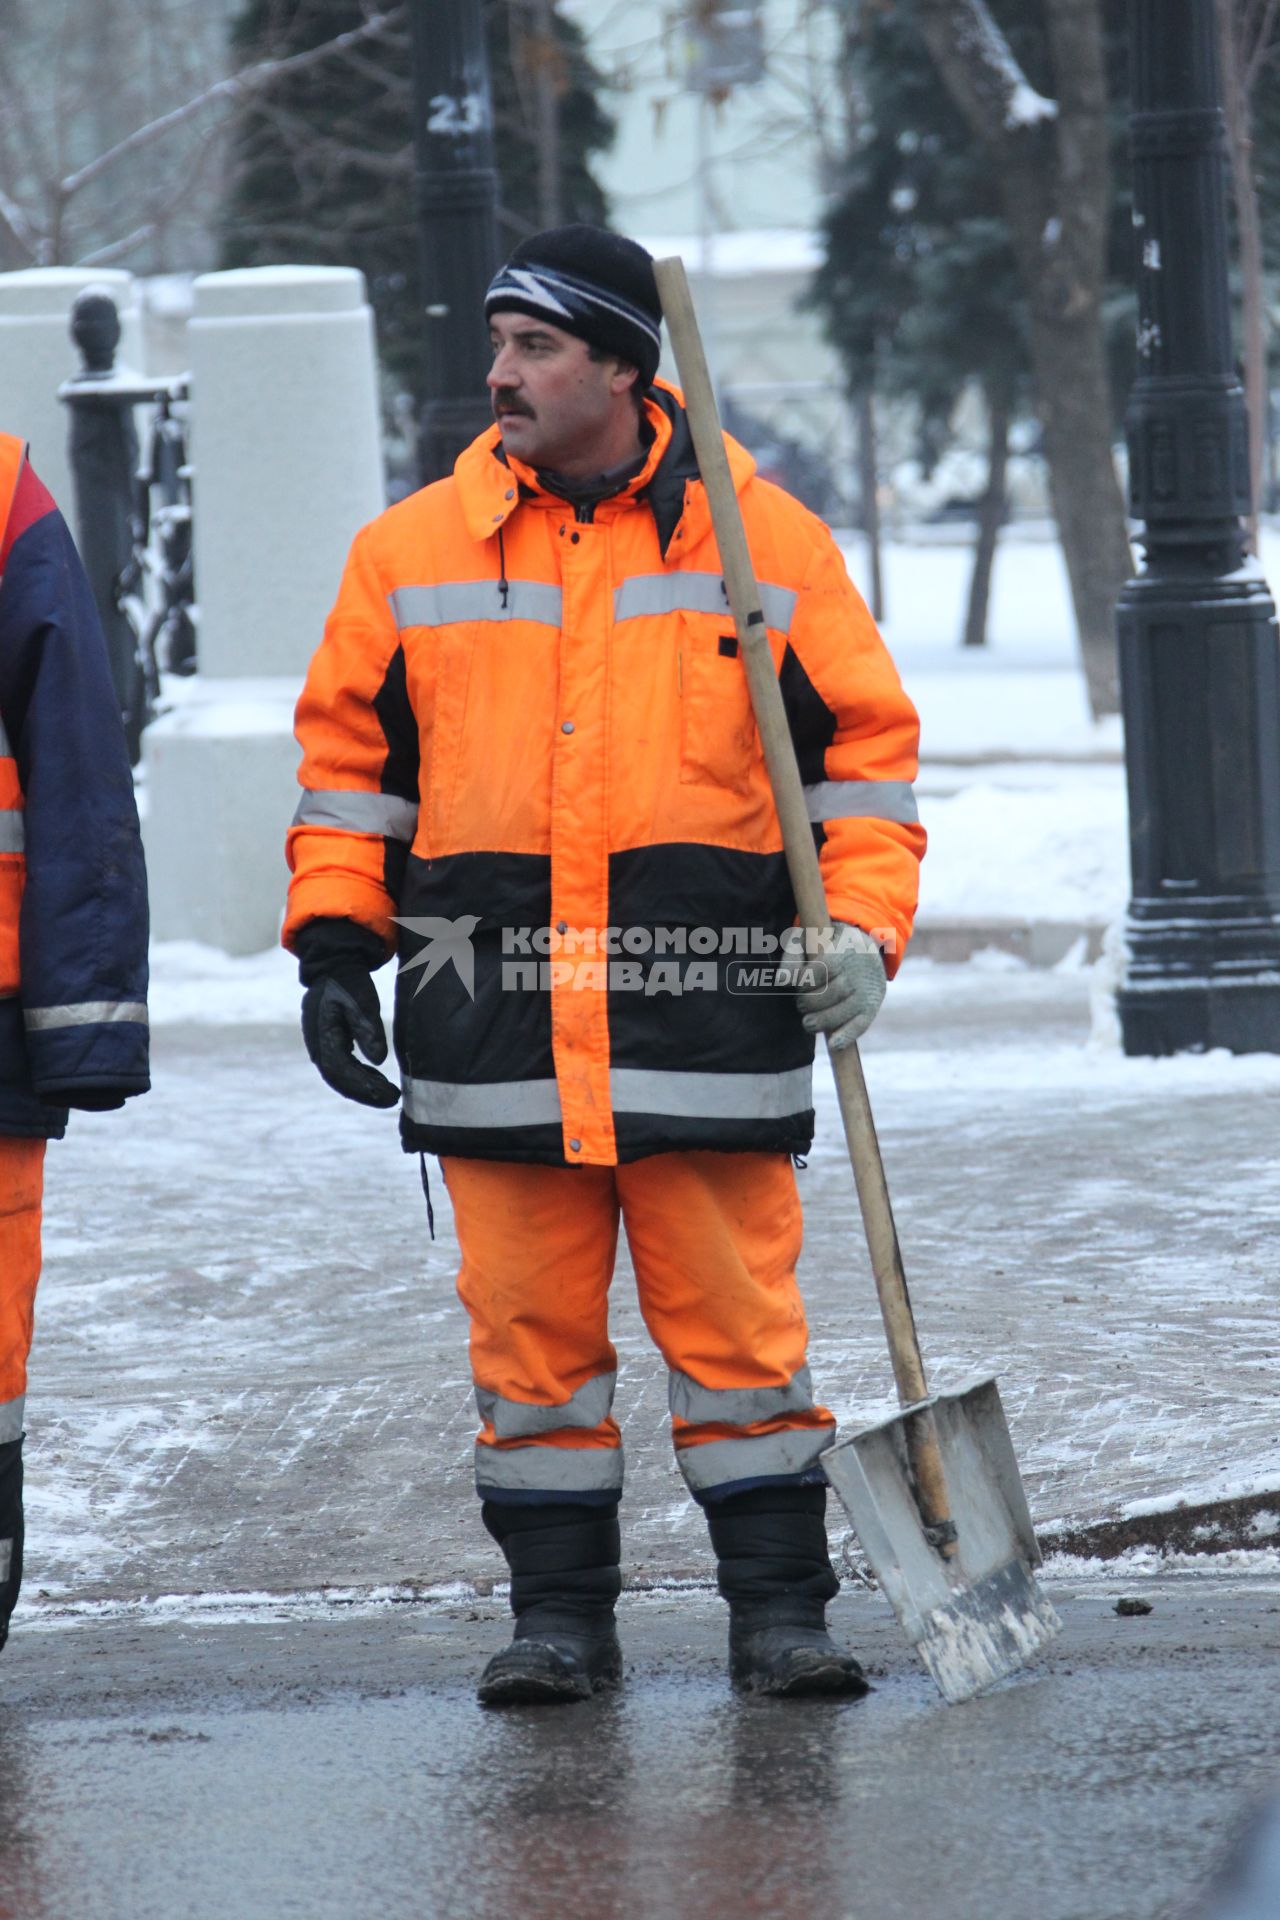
[[296, 920, 400, 1110]]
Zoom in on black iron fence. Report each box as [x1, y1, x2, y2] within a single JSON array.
[[60, 288, 196, 765]]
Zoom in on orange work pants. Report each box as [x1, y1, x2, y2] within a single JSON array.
[[0, 1138, 44, 1445], [443, 1150, 835, 1504]]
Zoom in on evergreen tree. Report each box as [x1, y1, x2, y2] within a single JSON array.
[[814, 0, 1137, 651], [813, 7, 1032, 645], [814, 14, 1030, 451], [219, 0, 614, 403]]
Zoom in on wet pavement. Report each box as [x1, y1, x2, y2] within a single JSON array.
[[1, 1573, 1278, 1920]]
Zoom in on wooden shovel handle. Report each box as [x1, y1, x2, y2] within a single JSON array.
[[655, 257, 954, 1545]]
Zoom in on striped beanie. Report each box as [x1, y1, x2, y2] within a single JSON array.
[[485, 225, 662, 387]]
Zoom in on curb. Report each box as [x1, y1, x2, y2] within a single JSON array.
[[1039, 1487, 1280, 1561], [910, 918, 1107, 967]]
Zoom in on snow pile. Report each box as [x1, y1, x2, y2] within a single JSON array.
[[916, 780, 1127, 923], [148, 940, 300, 1025]]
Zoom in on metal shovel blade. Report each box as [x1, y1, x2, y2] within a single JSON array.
[[822, 1376, 1061, 1705]]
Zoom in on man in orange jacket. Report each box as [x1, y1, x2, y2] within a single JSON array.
[[0, 436, 150, 1653], [286, 227, 923, 1705]]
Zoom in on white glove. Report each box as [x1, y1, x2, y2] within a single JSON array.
[[795, 924, 887, 1051]]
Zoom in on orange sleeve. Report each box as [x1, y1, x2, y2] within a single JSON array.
[[283, 525, 418, 955]]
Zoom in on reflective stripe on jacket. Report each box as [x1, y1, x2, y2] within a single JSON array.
[[0, 434, 150, 1137], [285, 384, 924, 1167]]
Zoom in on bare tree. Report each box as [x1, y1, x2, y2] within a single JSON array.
[[913, 0, 1131, 717], [964, 379, 1013, 649], [507, 0, 566, 229], [1217, 0, 1278, 547], [0, 1, 401, 271]]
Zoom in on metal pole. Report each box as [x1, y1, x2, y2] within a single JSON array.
[[408, 0, 502, 483], [1116, 0, 1280, 1054], [60, 291, 140, 747]]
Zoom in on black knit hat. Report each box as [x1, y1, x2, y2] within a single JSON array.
[[485, 225, 662, 388]]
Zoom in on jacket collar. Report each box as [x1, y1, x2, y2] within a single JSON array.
[[452, 379, 757, 559]]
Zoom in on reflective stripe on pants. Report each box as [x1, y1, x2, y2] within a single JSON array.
[[443, 1150, 834, 1503], [0, 1138, 44, 1414]]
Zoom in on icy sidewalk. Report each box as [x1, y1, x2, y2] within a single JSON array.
[[20, 945, 1280, 1607]]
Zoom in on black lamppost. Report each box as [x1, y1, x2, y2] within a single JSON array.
[[408, 0, 501, 483], [1117, 0, 1280, 1054]]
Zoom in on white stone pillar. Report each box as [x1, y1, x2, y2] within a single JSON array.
[[0, 267, 140, 515], [142, 266, 386, 956], [188, 265, 385, 680]]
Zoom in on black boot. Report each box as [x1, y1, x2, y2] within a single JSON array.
[[0, 1437, 23, 1655], [477, 1501, 623, 1707], [706, 1483, 870, 1699]]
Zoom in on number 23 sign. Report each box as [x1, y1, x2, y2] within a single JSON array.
[[427, 93, 488, 137]]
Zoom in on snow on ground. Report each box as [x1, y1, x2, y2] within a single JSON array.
[[913, 780, 1127, 924], [843, 521, 1279, 757], [28, 957, 1280, 1605], [833, 527, 1274, 924], [840, 534, 1130, 926], [851, 520, 1280, 679], [148, 939, 301, 1025]]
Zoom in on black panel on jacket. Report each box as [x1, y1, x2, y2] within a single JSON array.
[[778, 643, 837, 786], [373, 642, 419, 909], [397, 849, 552, 933], [608, 842, 796, 943], [389, 842, 816, 1165], [404, 1118, 568, 1164], [606, 842, 813, 1077], [613, 1111, 814, 1161], [394, 851, 555, 1096]]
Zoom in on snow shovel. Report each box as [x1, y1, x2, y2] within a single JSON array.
[[655, 256, 1061, 1706]]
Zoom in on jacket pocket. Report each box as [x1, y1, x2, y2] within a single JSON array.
[[678, 619, 760, 796]]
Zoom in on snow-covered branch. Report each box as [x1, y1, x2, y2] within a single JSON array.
[[77, 222, 159, 269], [916, 0, 1056, 140]]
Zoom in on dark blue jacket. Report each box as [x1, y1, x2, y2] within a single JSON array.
[[0, 434, 149, 1137]]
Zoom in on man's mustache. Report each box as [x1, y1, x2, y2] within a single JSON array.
[[492, 390, 534, 418]]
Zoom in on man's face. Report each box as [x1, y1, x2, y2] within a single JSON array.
[[487, 313, 636, 475]]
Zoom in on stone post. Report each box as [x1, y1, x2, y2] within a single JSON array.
[[142, 266, 385, 956]]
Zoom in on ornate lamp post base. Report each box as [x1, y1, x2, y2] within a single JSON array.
[[1118, 0, 1280, 1054], [1118, 568, 1280, 1055]]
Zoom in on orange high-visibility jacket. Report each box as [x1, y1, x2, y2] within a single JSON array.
[[285, 384, 924, 1167]]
